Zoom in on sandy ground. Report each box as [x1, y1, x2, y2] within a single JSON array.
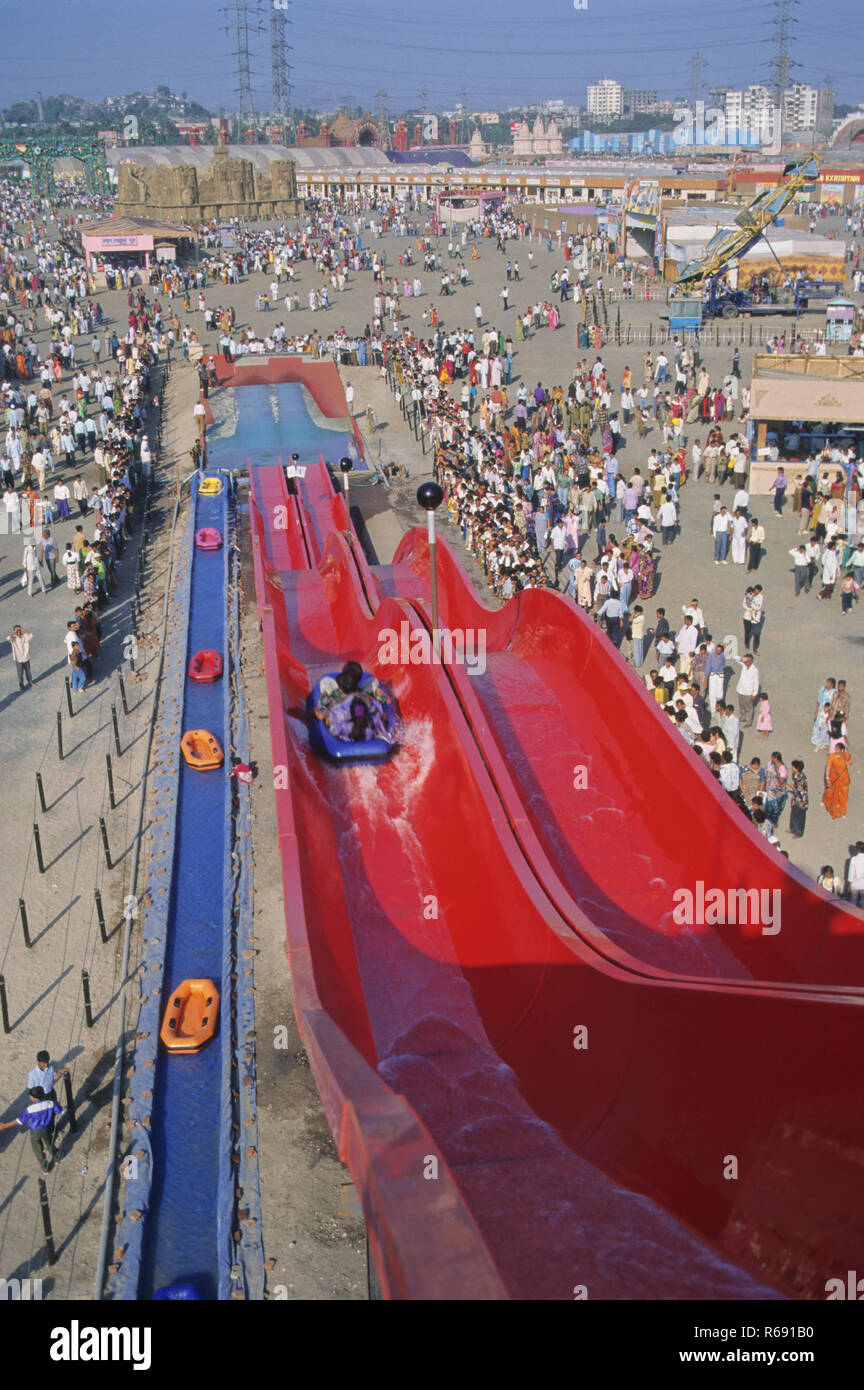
[[0, 359, 174, 1298]]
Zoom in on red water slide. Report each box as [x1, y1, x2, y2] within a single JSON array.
[[249, 462, 864, 1301], [384, 526, 864, 989]]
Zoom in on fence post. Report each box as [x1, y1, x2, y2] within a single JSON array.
[[81, 969, 94, 1028], [0, 976, 10, 1034], [56, 711, 64, 761], [95, 889, 108, 944], [36, 771, 47, 815], [111, 705, 122, 759], [33, 822, 45, 875], [38, 1179, 56, 1265], [63, 1072, 78, 1133], [98, 817, 113, 871], [18, 899, 31, 949]]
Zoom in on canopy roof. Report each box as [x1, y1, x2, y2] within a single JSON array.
[[750, 375, 864, 423], [79, 214, 196, 239]]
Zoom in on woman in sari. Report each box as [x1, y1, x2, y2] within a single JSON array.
[[811, 702, 831, 750], [822, 743, 851, 819], [634, 547, 656, 599], [62, 543, 82, 592]]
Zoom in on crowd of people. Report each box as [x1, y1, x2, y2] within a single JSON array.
[[1, 178, 159, 699]]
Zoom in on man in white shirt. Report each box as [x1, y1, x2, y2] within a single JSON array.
[[847, 840, 864, 908], [549, 519, 567, 575], [675, 615, 699, 676], [733, 485, 750, 514], [658, 496, 677, 546], [712, 506, 730, 563], [735, 653, 760, 727], [788, 544, 809, 596], [691, 439, 703, 480], [682, 598, 704, 633], [818, 542, 839, 600], [27, 1050, 69, 1095], [719, 754, 741, 793]]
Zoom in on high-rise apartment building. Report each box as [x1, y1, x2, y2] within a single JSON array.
[[587, 79, 624, 120]]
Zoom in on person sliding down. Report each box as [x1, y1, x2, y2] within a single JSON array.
[[315, 660, 391, 743]]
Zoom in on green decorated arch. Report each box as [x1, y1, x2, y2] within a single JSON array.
[[0, 135, 109, 198]]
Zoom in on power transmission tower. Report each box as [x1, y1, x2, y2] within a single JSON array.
[[376, 88, 390, 148], [221, 0, 265, 139], [768, 0, 800, 108], [689, 53, 706, 110], [816, 71, 835, 147], [460, 87, 469, 144], [271, 3, 293, 121]]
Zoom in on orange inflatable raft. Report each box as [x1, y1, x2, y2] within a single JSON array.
[[180, 729, 224, 770], [160, 979, 220, 1053]]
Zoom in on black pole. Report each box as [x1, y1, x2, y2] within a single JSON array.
[[98, 817, 113, 871], [38, 1179, 56, 1265], [33, 822, 45, 875], [118, 672, 129, 717], [81, 969, 94, 1028], [64, 677, 74, 719], [111, 705, 122, 759], [56, 711, 64, 761], [0, 976, 9, 1034], [62, 1073, 77, 1133], [95, 889, 108, 944], [36, 771, 47, 815], [106, 753, 116, 811], [18, 899, 31, 949]]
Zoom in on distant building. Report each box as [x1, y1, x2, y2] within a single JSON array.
[[625, 90, 659, 114], [512, 116, 565, 159], [469, 129, 487, 160], [587, 79, 624, 121]]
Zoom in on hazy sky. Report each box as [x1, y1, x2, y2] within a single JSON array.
[[1, 0, 862, 115]]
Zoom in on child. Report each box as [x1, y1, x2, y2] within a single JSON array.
[[756, 691, 773, 738], [817, 865, 841, 895]]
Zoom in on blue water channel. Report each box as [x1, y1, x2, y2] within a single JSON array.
[[206, 381, 357, 474], [140, 481, 228, 1300], [140, 381, 353, 1298]]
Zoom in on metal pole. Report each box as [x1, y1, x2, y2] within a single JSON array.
[[56, 711, 64, 760], [111, 704, 122, 758], [428, 511, 440, 659], [98, 817, 113, 871], [106, 754, 116, 811], [118, 672, 129, 717], [33, 822, 45, 875], [95, 889, 108, 944], [18, 899, 31, 949], [63, 1072, 78, 1133], [38, 1179, 56, 1265], [81, 969, 94, 1028], [0, 976, 9, 1034], [65, 677, 74, 719], [36, 771, 47, 815]]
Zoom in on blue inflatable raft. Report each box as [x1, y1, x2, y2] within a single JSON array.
[[306, 671, 399, 766]]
